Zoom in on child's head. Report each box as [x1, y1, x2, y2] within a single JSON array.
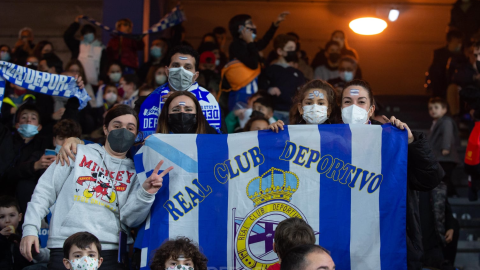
[[120, 74, 139, 99], [247, 92, 264, 108], [273, 217, 316, 261], [244, 116, 270, 131], [273, 34, 297, 61], [290, 80, 337, 124], [0, 196, 22, 232], [104, 84, 119, 104], [252, 97, 274, 119], [150, 237, 207, 270], [428, 97, 448, 119], [15, 103, 42, 138], [115, 18, 133, 33], [53, 119, 82, 148], [107, 62, 122, 83], [63, 232, 103, 270]]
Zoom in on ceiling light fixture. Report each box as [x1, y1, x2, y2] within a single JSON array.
[[349, 17, 388, 35], [388, 9, 400, 21]]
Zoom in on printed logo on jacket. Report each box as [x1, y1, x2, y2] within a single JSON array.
[[74, 155, 135, 212]]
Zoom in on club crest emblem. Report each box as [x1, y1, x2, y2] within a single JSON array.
[[233, 168, 308, 270]]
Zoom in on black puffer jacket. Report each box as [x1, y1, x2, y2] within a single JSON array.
[[406, 131, 444, 269], [371, 121, 444, 269]]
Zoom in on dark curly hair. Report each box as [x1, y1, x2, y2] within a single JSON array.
[[53, 119, 82, 138], [150, 237, 208, 270]]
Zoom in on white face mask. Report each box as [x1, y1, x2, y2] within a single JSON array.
[[302, 104, 328, 124], [156, 74, 167, 85], [168, 66, 195, 91], [166, 265, 194, 270], [105, 92, 117, 103], [69, 256, 99, 270], [341, 104, 371, 124]]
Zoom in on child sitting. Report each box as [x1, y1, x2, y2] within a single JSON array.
[[252, 97, 277, 124], [150, 237, 207, 270], [427, 97, 460, 196], [243, 116, 270, 132], [267, 217, 316, 270], [0, 196, 48, 270], [225, 92, 265, 133], [103, 84, 119, 111], [63, 232, 103, 270]]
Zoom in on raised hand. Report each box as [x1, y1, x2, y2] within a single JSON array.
[[142, 160, 174, 194]]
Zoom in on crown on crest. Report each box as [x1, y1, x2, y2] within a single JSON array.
[[246, 168, 299, 207]]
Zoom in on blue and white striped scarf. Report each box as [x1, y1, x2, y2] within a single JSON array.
[[0, 61, 91, 110], [82, 5, 185, 36]]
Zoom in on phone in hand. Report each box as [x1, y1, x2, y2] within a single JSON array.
[[45, 149, 56, 156]]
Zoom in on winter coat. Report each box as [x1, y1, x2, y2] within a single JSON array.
[[427, 115, 461, 163], [106, 35, 144, 69]]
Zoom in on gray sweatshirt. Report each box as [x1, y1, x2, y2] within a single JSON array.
[[22, 144, 155, 250]]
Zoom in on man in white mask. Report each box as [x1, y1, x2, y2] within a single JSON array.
[[137, 45, 226, 136]]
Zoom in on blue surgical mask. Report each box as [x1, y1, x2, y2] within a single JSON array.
[[83, 33, 95, 43], [18, 124, 39, 138], [55, 144, 62, 154], [342, 71, 354, 82], [150, 46, 162, 58], [251, 33, 257, 40], [1, 51, 11, 62]]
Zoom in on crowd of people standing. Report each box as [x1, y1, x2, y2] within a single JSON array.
[[2, 0, 480, 269]]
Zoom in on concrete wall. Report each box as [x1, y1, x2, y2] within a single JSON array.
[[175, 0, 454, 96], [0, 0, 455, 96], [0, 0, 103, 67]]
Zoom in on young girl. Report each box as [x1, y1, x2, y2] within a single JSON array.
[[150, 237, 207, 270], [20, 105, 172, 270], [269, 79, 338, 132]]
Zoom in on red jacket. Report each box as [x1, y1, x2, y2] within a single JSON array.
[[106, 35, 144, 69]]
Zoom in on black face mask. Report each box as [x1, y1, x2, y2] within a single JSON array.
[[284, 51, 299, 63], [107, 128, 136, 153], [168, 113, 197, 134], [328, 53, 341, 63], [251, 110, 266, 118]]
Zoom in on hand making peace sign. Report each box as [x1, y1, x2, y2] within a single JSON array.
[[142, 160, 174, 194]]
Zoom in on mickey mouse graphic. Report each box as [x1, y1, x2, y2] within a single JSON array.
[[76, 171, 127, 203]]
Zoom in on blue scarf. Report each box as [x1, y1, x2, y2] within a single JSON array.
[[81, 5, 185, 36], [0, 61, 91, 110]]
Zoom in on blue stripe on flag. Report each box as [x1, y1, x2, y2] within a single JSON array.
[[197, 134, 229, 268], [145, 136, 198, 173], [318, 124, 351, 269], [143, 170, 170, 269], [134, 153, 145, 173], [380, 124, 408, 269], [258, 127, 290, 174]]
